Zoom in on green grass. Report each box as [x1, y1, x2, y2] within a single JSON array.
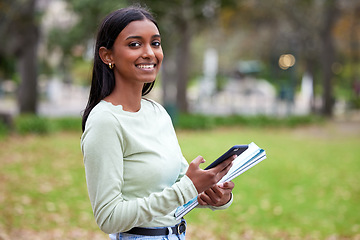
[[180, 126, 360, 239], [0, 132, 94, 232], [0, 121, 359, 239]]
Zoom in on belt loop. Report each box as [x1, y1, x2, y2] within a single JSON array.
[[167, 226, 173, 235]]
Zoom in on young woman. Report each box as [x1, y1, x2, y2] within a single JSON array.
[[81, 6, 235, 240]]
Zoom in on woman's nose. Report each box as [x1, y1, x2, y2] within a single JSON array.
[[141, 44, 155, 59]]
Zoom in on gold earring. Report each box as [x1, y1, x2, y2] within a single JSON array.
[[109, 63, 114, 69]]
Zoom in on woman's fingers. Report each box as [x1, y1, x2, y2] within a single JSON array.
[[218, 181, 235, 190], [204, 187, 221, 204], [209, 155, 236, 182], [186, 156, 208, 193], [198, 188, 219, 206], [191, 155, 206, 167], [215, 155, 236, 173], [198, 181, 235, 206], [186, 155, 236, 194]]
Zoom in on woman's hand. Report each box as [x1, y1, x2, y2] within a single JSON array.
[[185, 155, 235, 194], [197, 181, 235, 206]]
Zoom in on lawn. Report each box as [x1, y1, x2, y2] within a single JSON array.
[[0, 121, 359, 239]]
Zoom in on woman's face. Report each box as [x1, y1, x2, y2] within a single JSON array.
[[110, 19, 163, 86]]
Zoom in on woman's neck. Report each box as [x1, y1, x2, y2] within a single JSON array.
[[103, 83, 143, 112]]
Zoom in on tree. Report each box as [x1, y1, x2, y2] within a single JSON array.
[[49, 0, 125, 56], [0, 0, 40, 114], [277, 0, 340, 116], [219, 0, 341, 116], [319, 0, 339, 116], [334, 1, 360, 107], [141, 0, 224, 113]]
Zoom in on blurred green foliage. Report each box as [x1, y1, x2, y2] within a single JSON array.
[[11, 115, 81, 135], [51, 117, 82, 132], [176, 114, 324, 130], [14, 115, 54, 135], [0, 121, 9, 138], [0, 114, 324, 137]]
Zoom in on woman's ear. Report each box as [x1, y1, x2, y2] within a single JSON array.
[[99, 46, 113, 65]]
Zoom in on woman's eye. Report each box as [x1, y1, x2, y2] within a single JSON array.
[[129, 42, 141, 47], [152, 41, 161, 47]]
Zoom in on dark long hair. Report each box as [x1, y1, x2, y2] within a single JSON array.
[[82, 6, 159, 132]]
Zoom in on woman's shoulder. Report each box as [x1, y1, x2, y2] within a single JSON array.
[[82, 102, 120, 142], [87, 101, 118, 125], [142, 98, 167, 113]]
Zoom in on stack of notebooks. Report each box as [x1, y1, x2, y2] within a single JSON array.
[[175, 142, 266, 220]]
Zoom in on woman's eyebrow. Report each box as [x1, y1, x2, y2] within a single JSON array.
[[125, 34, 161, 40], [126, 36, 142, 40]]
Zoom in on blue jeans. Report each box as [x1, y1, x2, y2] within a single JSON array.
[[109, 222, 186, 240]]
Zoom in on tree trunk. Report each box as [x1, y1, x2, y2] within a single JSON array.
[[16, 0, 39, 114], [175, 22, 192, 113], [3, 0, 40, 114], [320, 0, 338, 117], [174, 0, 193, 113], [17, 37, 38, 114]]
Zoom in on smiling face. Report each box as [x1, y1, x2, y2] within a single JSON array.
[[108, 19, 163, 88]]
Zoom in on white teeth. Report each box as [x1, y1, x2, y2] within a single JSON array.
[[137, 64, 155, 69]]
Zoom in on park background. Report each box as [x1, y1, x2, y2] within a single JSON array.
[[0, 0, 360, 239]]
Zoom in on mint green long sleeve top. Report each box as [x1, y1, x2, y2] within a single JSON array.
[[81, 99, 231, 234]]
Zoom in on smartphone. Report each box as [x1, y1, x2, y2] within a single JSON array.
[[205, 145, 248, 170]]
